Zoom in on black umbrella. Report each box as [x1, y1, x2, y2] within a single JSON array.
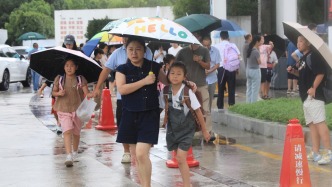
[[264, 34, 287, 58], [30, 47, 102, 83]]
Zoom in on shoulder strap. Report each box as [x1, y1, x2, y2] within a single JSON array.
[[59, 75, 64, 90], [76, 75, 82, 88]]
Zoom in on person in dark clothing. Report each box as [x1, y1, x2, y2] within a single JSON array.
[[287, 35, 331, 165]]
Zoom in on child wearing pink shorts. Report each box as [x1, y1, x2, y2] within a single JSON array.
[[52, 58, 91, 167]]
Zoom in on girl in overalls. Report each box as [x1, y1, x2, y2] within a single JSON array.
[[165, 62, 210, 187], [52, 57, 91, 167]]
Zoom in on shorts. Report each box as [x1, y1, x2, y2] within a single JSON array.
[[287, 72, 298, 80], [57, 111, 83, 135], [260, 68, 267, 83], [303, 96, 326, 125], [266, 69, 273, 82], [116, 108, 160, 145]]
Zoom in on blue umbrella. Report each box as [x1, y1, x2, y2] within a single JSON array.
[[82, 38, 100, 57], [213, 19, 247, 38]]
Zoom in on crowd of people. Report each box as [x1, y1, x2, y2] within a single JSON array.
[[27, 20, 332, 186]]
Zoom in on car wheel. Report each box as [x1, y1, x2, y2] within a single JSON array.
[[21, 68, 31, 87], [0, 70, 10, 91]]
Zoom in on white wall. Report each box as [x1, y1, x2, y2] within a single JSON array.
[[0, 29, 8, 44], [276, 0, 297, 38], [54, 6, 174, 46]]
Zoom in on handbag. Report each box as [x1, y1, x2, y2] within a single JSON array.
[[76, 96, 97, 122]]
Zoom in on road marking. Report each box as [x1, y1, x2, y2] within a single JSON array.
[[219, 139, 332, 173]]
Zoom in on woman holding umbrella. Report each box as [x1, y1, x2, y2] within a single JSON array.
[[287, 35, 331, 165]]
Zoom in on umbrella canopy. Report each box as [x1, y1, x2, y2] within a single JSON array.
[[101, 17, 137, 31], [109, 17, 201, 45], [17, 32, 46, 41], [283, 21, 332, 69], [30, 46, 102, 83], [213, 19, 246, 38], [82, 32, 122, 56], [264, 34, 287, 58], [174, 14, 221, 34]]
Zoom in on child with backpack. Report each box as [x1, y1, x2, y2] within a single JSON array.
[[52, 57, 92, 167], [164, 61, 210, 186]]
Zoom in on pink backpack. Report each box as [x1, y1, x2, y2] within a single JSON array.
[[223, 43, 240, 72]]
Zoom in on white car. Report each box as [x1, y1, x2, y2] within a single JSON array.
[[12, 46, 29, 59], [0, 45, 31, 91]]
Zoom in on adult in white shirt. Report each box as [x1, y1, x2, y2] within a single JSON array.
[[153, 45, 167, 63], [168, 43, 182, 56], [202, 35, 221, 113], [214, 31, 240, 109]]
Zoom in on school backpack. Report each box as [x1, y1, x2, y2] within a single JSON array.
[[306, 53, 332, 104], [58, 75, 84, 100], [163, 85, 205, 132], [223, 43, 240, 72]]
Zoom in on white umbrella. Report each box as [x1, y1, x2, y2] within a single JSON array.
[[109, 17, 201, 45], [283, 21, 332, 69]]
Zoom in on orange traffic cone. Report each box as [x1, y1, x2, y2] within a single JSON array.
[[166, 146, 199, 168], [95, 88, 117, 130], [279, 119, 311, 187]]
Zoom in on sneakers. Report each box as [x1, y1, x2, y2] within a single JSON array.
[[72, 151, 79, 162], [121, 152, 131, 163], [317, 150, 332, 165], [307, 151, 322, 162], [287, 90, 291, 94], [65, 154, 73, 167]]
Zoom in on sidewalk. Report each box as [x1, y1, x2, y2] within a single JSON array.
[[1, 85, 331, 186]]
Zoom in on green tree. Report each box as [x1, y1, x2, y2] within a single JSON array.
[[172, 0, 210, 19], [85, 17, 113, 39], [0, 0, 30, 28], [5, 0, 54, 42], [298, 0, 324, 24]]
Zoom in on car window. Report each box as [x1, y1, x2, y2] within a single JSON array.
[[5, 47, 20, 58], [0, 49, 6, 57]]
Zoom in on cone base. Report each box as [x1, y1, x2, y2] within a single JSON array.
[[95, 125, 117, 130], [166, 159, 200, 168], [166, 160, 178, 168], [187, 160, 199, 167]]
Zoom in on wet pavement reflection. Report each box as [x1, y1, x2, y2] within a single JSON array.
[[0, 84, 331, 186]]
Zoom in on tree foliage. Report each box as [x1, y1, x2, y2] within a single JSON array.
[[0, 0, 30, 28], [5, 0, 54, 42], [85, 17, 113, 39], [227, 0, 258, 16], [298, 0, 324, 24], [172, 0, 210, 19]]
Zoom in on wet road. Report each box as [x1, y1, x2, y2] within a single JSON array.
[[0, 83, 331, 187]]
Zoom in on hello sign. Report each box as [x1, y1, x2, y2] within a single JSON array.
[[125, 17, 189, 39]]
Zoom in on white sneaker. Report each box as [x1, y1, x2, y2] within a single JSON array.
[[72, 151, 79, 162], [121, 153, 131, 163], [307, 151, 322, 162], [65, 154, 73, 167], [318, 150, 332, 165]]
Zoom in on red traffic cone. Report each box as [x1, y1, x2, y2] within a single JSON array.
[[166, 146, 199, 168], [95, 88, 117, 130], [279, 119, 311, 187]]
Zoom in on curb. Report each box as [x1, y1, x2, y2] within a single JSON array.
[[212, 109, 332, 147]]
